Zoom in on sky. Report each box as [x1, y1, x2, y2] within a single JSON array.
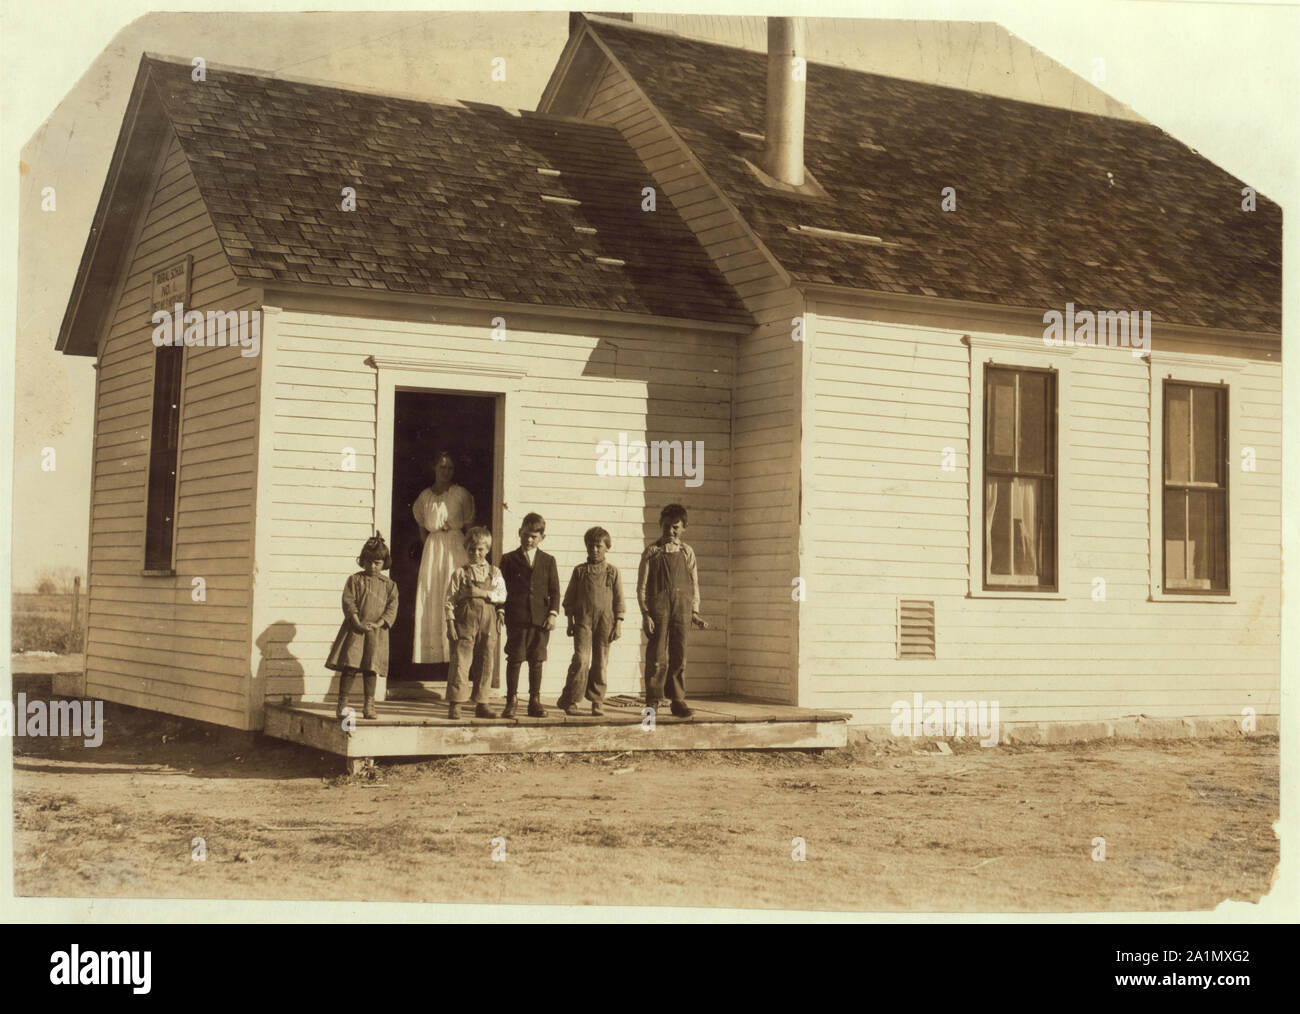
[[4, 1, 1298, 593]]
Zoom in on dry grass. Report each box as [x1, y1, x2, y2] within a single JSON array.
[[11, 593, 85, 653]]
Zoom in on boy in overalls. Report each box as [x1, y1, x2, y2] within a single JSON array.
[[637, 504, 704, 718], [557, 526, 625, 716], [444, 526, 507, 719]]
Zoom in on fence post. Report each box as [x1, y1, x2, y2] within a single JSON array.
[[71, 576, 80, 631]]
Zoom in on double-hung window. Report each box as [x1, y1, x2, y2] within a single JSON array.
[[983, 365, 1057, 591], [1162, 381, 1228, 593]]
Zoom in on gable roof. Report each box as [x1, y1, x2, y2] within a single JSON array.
[[584, 19, 1282, 334], [58, 54, 751, 354]]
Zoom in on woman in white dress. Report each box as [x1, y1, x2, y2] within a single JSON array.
[[412, 452, 476, 667]]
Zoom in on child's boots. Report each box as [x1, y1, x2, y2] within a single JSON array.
[[362, 674, 378, 720], [502, 666, 518, 719], [526, 664, 545, 718], [335, 671, 356, 719]]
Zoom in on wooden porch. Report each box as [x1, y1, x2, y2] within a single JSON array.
[[263, 692, 850, 772]]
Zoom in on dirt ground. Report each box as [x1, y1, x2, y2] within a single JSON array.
[[10, 699, 1280, 913]]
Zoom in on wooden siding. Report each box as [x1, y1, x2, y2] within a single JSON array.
[[802, 296, 1282, 726], [577, 55, 804, 704], [86, 130, 261, 729], [253, 309, 734, 703]]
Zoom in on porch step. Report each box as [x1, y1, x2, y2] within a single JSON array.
[[263, 696, 850, 761]]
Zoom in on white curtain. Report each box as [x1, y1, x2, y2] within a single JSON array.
[[1012, 478, 1038, 575]]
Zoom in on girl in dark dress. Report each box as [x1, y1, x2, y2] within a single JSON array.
[[326, 533, 399, 720]]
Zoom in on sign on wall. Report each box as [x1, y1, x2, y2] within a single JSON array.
[[150, 256, 192, 314]]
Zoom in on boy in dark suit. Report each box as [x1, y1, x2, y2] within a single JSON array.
[[499, 512, 561, 718]]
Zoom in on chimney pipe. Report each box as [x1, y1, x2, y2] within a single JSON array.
[[762, 17, 806, 187]]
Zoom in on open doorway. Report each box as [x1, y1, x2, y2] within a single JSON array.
[[388, 390, 497, 682]]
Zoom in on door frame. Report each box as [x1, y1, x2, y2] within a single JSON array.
[[370, 353, 525, 567], [369, 354, 526, 697]]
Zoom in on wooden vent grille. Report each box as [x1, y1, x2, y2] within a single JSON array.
[[898, 599, 936, 659]]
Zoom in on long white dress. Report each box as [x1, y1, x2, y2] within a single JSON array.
[[412, 484, 476, 664]]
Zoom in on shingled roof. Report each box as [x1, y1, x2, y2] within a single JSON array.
[[59, 54, 751, 354], [160, 56, 755, 324], [589, 20, 1282, 334]]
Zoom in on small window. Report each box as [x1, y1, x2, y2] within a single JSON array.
[[983, 365, 1056, 591], [144, 346, 183, 571], [1163, 381, 1228, 593]]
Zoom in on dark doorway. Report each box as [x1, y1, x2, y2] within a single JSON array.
[[388, 390, 497, 682]]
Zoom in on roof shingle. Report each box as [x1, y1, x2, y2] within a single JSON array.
[[592, 22, 1281, 333], [146, 57, 750, 326]]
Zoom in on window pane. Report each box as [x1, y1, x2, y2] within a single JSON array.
[[1164, 490, 1187, 585], [987, 370, 1016, 472], [1187, 489, 1228, 589], [986, 477, 1053, 586], [1210, 491, 1228, 589], [1186, 490, 1208, 580], [986, 477, 1011, 577], [1165, 384, 1190, 483], [1037, 480, 1056, 586], [1191, 386, 1221, 484], [1010, 477, 1040, 576], [1017, 373, 1048, 474]]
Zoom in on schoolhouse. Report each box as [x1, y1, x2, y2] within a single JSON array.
[[56, 15, 1281, 743]]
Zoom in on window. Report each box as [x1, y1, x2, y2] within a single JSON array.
[[144, 346, 183, 571], [1162, 381, 1228, 593], [983, 365, 1056, 591]]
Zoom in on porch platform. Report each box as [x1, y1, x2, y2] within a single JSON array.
[[263, 693, 850, 771]]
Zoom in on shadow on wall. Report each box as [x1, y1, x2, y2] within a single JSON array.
[[254, 620, 305, 700], [582, 335, 730, 698], [253, 618, 393, 705]]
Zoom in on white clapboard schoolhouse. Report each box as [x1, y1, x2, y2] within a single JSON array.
[[56, 15, 1280, 751]]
